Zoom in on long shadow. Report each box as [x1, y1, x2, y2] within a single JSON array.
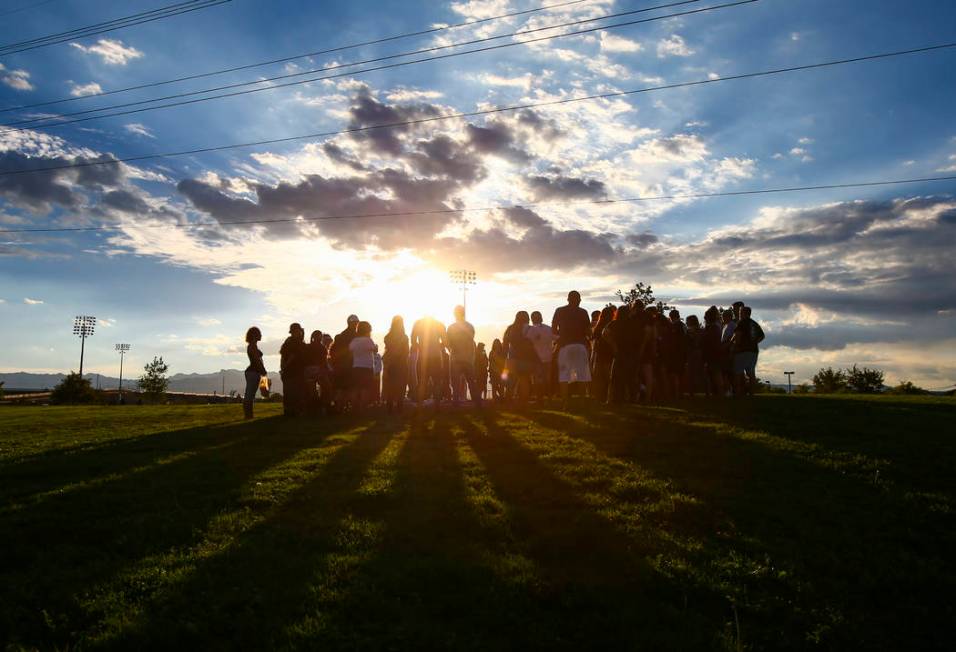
[[100, 417, 404, 651], [522, 404, 956, 650], [0, 413, 265, 507], [451, 411, 718, 649], [0, 414, 352, 651]]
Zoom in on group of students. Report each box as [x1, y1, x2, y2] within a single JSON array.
[[241, 291, 764, 419]]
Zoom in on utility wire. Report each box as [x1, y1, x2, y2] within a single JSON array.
[[0, 0, 231, 57], [0, 0, 61, 19], [2, 175, 955, 234], [0, 0, 596, 113], [0, 0, 710, 131], [2, 41, 954, 178]]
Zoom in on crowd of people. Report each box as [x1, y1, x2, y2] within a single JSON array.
[[242, 291, 765, 419]]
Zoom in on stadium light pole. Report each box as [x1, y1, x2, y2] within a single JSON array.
[[116, 343, 130, 401], [784, 371, 795, 394], [72, 315, 96, 378], [449, 269, 477, 312]]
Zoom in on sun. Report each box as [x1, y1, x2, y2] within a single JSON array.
[[366, 269, 466, 331]]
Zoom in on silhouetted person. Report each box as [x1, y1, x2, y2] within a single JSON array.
[[639, 305, 659, 402], [349, 320, 378, 413], [447, 305, 482, 408], [551, 290, 592, 410], [383, 315, 409, 414], [720, 309, 737, 395], [503, 310, 535, 407], [590, 305, 616, 403], [279, 323, 306, 416], [475, 342, 489, 399], [605, 304, 639, 403], [685, 315, 706, 395], [243, 326, 266, 419], [489, 338, 506, 401], [526, 310, 554, 400], [665, 309, 688, 398], [730, 305, 765, 396], [330, 314, 359, 411], [305, 330, 330, 414], [411, 315, 447, 407], [702, 306, 724, 397]]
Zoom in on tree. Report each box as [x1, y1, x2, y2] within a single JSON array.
[[887, 380, 927, 395], [812, 367, 847, 394], [615, 281, 671, 311], [50, 372, 97, 404], [138, 356, 170, 402], [794, 383, 812, 394], [846, 365, 885, 394], [0, 380, 4, 400]]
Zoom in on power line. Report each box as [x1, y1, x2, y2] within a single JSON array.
[[0, 0, 596, 114], [1, 0, 713, 132], [0, 0, 231, 57], [3, 175, 955, 234], [0, 0, 62, 19], [2, 41, 954, 178]]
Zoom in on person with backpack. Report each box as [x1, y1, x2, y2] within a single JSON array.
[[730, 305, 765, 396]]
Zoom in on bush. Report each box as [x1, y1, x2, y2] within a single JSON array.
[[138, 356, 170, 403], [846, 364, 885, 394], [794, 383, 812, 394], [50, 372, 97, 405], [887, 380, 927, 395], [812, 367, 847, 394]]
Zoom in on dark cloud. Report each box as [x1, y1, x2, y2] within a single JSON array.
[[346, 88, 442, 156], [626, 232, 659, 247], [465, 122, 530, 162], [428, 206, 618, 273], [0, 150, 124, 212], [526, 173, 606, 200]]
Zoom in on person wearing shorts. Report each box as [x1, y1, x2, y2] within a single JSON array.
[[551, 290, 592, 410]]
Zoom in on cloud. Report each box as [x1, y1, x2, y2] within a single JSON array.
[[69, 81, 103, 97], [0, 63, 33, 91], [23, 297, 43, 305], [599, 31, 642, 53], [124, 123, 155, 139], [525, 173, 607, 200], [474, 72, 533, 91], [197, 317, 222, 327], [656, 34, 694, 58], [70, 39, 143, 65]]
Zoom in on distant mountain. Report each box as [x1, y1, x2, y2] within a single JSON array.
[[1, 370, 283, 394]]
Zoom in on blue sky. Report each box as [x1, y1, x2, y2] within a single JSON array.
[[1, 0, 955, 387]]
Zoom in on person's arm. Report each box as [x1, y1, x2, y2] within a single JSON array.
[[754, 321, 765, 344], [551, 309, 561, 339]]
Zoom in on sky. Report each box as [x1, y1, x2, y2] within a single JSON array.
[[1, 0, 955, 389]]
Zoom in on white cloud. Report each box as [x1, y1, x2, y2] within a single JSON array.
[[798, 137, 814, 145], [70, 39, 143, 65], [124, 123, 155, 139], [937, 154, 956, 173], [707, 72, 720, 81], [385, 88, 444, 102], [69, 81, 103, 97], [656, 34, 694, 58], [98, 318, 116, 327], [23, 298, 43, 305], [474, 72, 533, 90], [197, 317, 222, 327], [0, 63, 33, 91], [599, 31, 642, 53]]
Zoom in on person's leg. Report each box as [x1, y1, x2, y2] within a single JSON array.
[[243, 370, 258, 419]]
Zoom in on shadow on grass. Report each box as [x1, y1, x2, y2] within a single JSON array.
[[0, 414, 355, 650], [99, 417, 404, 650], [522, 400, 956, 650]]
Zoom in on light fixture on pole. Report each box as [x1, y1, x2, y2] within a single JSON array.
[[449, 269, 477, 311], [116, 343, 130, 402], [72, 315, 96, 378], [784, 371, 795, 394]]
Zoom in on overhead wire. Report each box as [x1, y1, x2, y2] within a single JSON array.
[[0, 0, 596, 113], [0, 0, 231, 57], [2, 41, 954, 177], [0, 0, 62, 19], [2, 175, 955, 234], [0, 0, 715, 132]]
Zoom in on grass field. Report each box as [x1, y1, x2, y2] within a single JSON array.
[[1, 396, 954, 650]]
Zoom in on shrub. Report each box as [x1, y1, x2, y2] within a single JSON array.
[[138, 357, 170, 403], [846, 364, 885, 394], [887, 380, 927, 395], [812, 367, 847, 394], [50, 372, 97, 405]]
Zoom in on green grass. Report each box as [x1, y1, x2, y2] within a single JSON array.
[[1, 396, 954, 650]]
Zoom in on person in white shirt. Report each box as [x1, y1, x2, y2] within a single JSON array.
[[446, 305, 482, 408], [349, 321, 378, 413], [526, 311, 554, 400]]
